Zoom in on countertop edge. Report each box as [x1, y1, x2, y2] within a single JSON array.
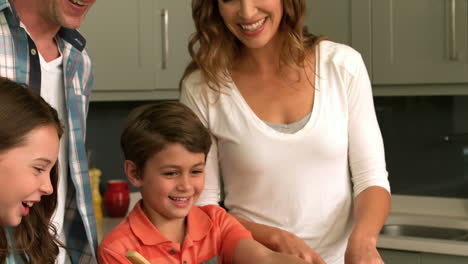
[[377, 236, 468, 257]]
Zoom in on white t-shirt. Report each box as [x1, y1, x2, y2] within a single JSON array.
[[180, 41, 391, 264], [39, 52, 69, 264]]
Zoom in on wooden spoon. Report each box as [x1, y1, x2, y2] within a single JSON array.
[[125, 250, 151, 264]]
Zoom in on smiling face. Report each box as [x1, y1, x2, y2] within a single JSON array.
[[0, 125, 59, 226], [39, 0, 96, 29], [218, 0, 283, 49], [127, 143, 206, 227]]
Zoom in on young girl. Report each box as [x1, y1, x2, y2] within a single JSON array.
[[0, 77, 63, 263]]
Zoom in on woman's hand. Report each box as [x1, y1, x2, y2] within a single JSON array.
[[266, 228, 326, 264], [345, 187, 390, 264], [345, 232, 384, 264]]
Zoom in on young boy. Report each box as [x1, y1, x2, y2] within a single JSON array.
[[98, 102, 312, 264]]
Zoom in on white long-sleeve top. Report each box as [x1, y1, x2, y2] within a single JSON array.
[[180, 41, 390, 264]]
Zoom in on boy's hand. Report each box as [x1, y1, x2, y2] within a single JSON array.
[[267, 228, 326, 264], [233, 215, 326, 264], [234, 238, 322, 264]]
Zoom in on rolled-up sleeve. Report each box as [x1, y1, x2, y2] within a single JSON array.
[[347, 55, 391, 198], [180, 75, 222, 206]]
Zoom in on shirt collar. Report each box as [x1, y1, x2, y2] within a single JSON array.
[[1, 0, 86, 51], [186, 204, 213, 241], [1, 0, 19, 28], [0, 0, 8, 11], [129, 200, 213, 246], [57, 27, 87, 52]]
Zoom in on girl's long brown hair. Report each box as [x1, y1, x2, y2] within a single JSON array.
[[0, 77, 64, 264], [181, 0, 325, 91]]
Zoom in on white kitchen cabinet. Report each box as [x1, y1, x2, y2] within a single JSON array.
[[372, 0, 468, 85], [80, 0, 194, 101], [155, 0, 194, 90], [307, 0, 468, 95], [306, 0, 351, 46], [306, 0, 372, 79]]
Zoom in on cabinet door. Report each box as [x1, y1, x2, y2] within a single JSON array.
[[80, 0, 156, 92], [421, 253, 468, 264], [306, 0, 351, 45], [379, 249, 421, 264], [372, 0, 468, 85], [307, 0, 374, 76], [154, 0, 194, 90]]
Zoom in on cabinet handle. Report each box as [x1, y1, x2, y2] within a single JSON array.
[[161, 9, 169, 69], [449, 0, 458, 60]]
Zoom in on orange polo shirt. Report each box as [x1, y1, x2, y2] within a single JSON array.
[[98, 200, 252, 264]]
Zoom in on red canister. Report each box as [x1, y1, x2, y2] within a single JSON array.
[[103, 180, 130, 217]]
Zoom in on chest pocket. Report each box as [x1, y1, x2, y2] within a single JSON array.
[[199, 256, 218, 264]]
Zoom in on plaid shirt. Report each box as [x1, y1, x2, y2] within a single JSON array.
[[0, 0, 97, 263]]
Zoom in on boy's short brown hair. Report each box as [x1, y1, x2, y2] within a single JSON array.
[[120, 101, 212, 176]]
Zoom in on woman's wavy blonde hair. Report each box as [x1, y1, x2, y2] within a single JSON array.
[[181, 0, 325, 91]]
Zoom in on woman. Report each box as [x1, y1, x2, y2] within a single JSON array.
[[180, 1, 391, 263], [0, 77, 63, 263]]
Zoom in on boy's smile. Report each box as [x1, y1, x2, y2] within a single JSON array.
[[129, 143, 206, 228], [169, 195, 192, 208]]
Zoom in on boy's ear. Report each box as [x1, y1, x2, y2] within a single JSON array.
[[125, 160, 142, 187]]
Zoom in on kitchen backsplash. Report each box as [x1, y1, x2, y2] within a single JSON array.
[[87, 96, 468, 198], [86, 101, 166, 192], [374, 96, 468, 199]]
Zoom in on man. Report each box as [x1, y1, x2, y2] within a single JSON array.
[[0, 0, 97, 263]]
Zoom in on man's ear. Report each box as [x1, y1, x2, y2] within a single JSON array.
[[125, 160, 142, 187]]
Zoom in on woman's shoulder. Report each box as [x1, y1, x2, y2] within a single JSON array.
[[181, 70, 222, 94], [317, 40, 364, 74], [181, 70, 204, 91], [181, 70, 234, 99], [318, 40, 361, 59]]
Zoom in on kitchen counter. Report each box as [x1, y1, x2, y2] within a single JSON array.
[[378, 213, 468, 256], [377, 195, 468, 256]]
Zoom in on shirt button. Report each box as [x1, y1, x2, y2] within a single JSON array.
[[169, 249, 176, 255], [30, 48, 37, 56], [183, 261, 187, 264]]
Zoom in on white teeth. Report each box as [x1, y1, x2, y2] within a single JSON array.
[[170, 197, 189, 201], [240, 18, 266, 31], [70, 0, 87, 6], [23, 202, 34, 207]]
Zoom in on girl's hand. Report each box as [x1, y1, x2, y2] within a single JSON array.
[[267, 228, 326, 264], [345, 232, 384, 264]]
